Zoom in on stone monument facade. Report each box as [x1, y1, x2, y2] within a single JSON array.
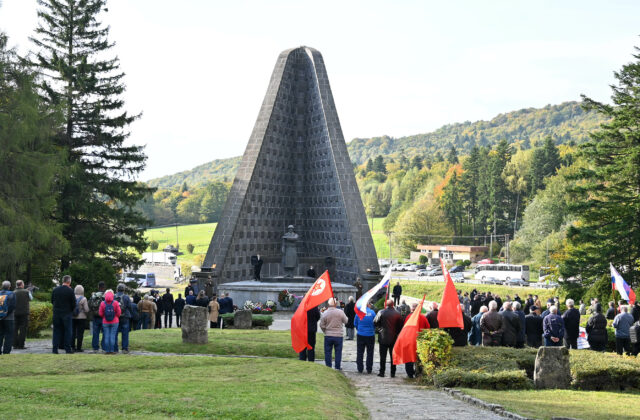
[[202, 47, 379, 286]]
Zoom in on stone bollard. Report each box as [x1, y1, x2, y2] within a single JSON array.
[[534, 346, 571, 389], [181, 305, 208, 344], [234, 310, 253, 329]]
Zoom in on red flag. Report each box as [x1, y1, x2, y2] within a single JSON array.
[[291, 271, 334, 352], [437, 260, 464, 328], [393, 294, 427, 365]]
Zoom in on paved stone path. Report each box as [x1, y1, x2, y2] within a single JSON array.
[[15, 313, 505, 419]]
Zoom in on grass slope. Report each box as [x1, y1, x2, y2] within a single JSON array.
[[461, 388, 640, 420], [128, 329, 324, 358], [0, 354, 365, 419], [399, 280, 558, 303]]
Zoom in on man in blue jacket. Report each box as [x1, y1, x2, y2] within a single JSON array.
[[543, 305, 564, 347], [354, 301, 376, 374], [0, 281, 16, 354]]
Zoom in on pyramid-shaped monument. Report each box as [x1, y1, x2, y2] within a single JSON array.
[[202, 47, 379, 286]]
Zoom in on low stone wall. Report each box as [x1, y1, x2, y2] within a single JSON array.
[[219, 281, 357, 311]]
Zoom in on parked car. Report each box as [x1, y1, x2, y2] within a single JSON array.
[[449, 265, 465, 273], [427, 268, 443, 276], [451, 272, 465, 282], [416, 264, 426, 270], [480, 276, 501, 285], [417, 269, 429, 277], [391, 264, 401, 271], [504, 278, 529, 287], [407, 265, 417, 272]]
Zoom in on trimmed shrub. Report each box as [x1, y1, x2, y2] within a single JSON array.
[[28, 302, 53, 338], [186, 243, 195, 254], [419, 255, 428, 264], [149, 240, 159, 250], [220, 313, 273, 328], [571, 351, 640, 390], [33, 291, 51, 302], [433, 368, 532, 390], [417, 329, 454, 378]]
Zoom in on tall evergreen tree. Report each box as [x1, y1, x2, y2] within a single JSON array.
[[373, 155, 387, 173], [460, 145, 483, 236], [528, 136, 561, 196], [447, 145, 459, 164], [0, 33, 67, 283], [563, 47, 640, 286], [441, 172, 463, 236], [31, 0, 151, 270]]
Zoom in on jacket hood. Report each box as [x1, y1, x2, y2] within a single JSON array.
[[105, 290, 114, 303]]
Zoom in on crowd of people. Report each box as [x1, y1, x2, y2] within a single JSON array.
[[0, 275, 242, 355], [296, 287, 640, 378]]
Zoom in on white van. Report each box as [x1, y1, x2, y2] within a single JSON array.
[[125, 272, 156, 287]]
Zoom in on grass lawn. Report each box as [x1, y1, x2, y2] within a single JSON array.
[[460, 388, 640, 420], [0, 354, 365, 419], [399, 280, 558, 303], [128, 328, 324, 358]]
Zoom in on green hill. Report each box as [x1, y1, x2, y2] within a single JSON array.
[[146, 101, 604, 189]]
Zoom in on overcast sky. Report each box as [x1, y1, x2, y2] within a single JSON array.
[[1, 0, 639, 180]]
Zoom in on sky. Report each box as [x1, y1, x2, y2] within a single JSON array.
[[0, 0, 639, 181]]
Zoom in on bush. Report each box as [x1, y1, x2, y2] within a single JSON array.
[[149, 240, 159, 250], [462, 260, 471, 267], [571, 351, 640, 390], [186, 243, 195, 254], [220, 313, 273, 328], [33, 291, 51, 302], [433, 368, 532, 390], [419, 255, 428, 264], [28, 302, 53, 338], [417, 329, 454, 378]]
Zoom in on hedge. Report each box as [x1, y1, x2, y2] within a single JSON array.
[[28, 301, 53, 338], [571, 351, 640, 391], [427, 345, 640, 391], [220, 313, 273, 327]]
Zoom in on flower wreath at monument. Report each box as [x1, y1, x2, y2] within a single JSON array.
[[278, 289, 295, 307]]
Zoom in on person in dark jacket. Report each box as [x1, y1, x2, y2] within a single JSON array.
[[525, 306, 543, 348], [513, 301, 526, 348], [606, 301, 616, 320], [0, 281, 16, 355], [543, 306, 564, 346], [445, 305, 472, 346], [469, 306, 487, 346], [174, 294, 185, 327], [392, 282, 402, 307], [586, 303, 608, 351], [153, 291, 163, 329], [12, 280, 31, 350], [631, 302, 640, 323], [470, 295, 483, 316], [51, 275, 76, 354], [480, 301, 503, 346], [299, 306, 321, 362], [185, 290, 196, 305], [344, 297, 356, 340], [161, 288, 174, 328], [306, 265, 316, 278], [426, 302, 439, 328], [373, 300, 404, 377], [195, 291, 209, 307], [562, 299, 581, 349], [184, 283, 194, 298], [482, 292, 494, 308], [500, 302, 521, 347]]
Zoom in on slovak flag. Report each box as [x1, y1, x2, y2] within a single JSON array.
[[355, 270, 391, 319], [611, 263, 636, 305]]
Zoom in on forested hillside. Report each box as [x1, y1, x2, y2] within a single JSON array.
[[146, 101, 604, 190], [148, 156, 241, 189]]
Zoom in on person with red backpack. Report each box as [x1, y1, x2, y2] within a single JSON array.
[[98, 290, 121, 354]]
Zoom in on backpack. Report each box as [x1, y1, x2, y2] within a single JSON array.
[[104, 301, 116, 322], [73, 296, 83, 317], [0, 291, 11, 320], [115, 294, 130, 318], [89, 292, 104, 315]]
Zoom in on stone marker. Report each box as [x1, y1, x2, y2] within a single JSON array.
[[181, 305, 208, 344], [534, 346, 571, 389], [234, 310, 253, 329]]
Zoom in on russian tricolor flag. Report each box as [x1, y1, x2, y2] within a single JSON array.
[[611, 263, 636, 305], [355, 270, 391, 319]]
